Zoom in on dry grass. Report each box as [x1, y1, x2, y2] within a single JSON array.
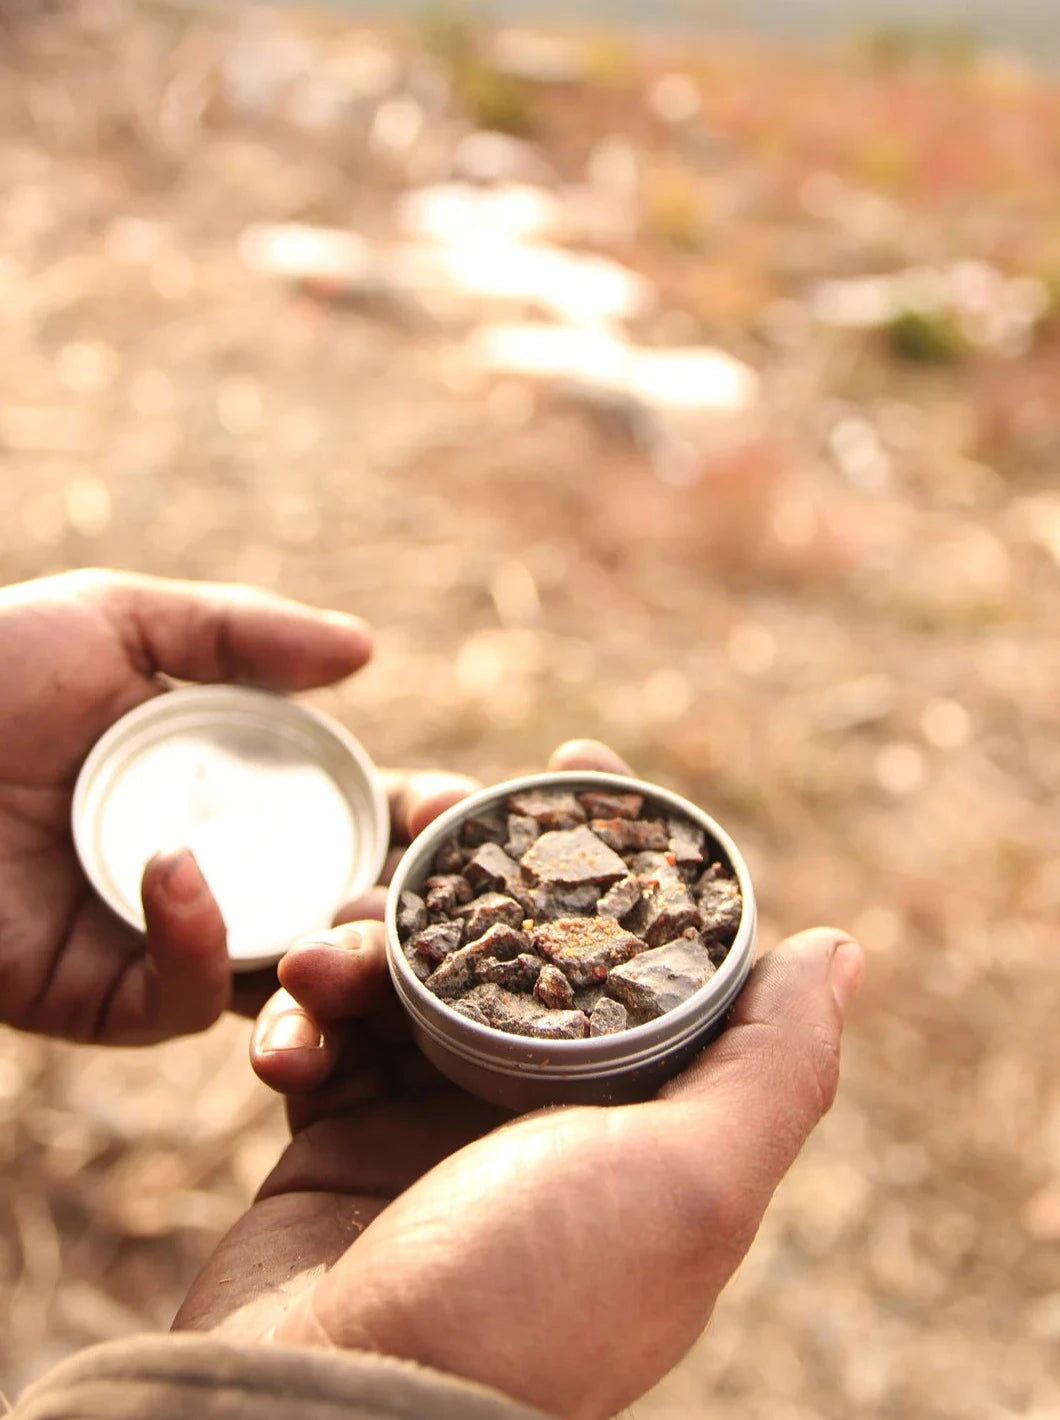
[[1, 4, 1059, 1415]]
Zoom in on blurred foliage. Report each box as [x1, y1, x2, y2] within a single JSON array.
[[459, 62, 535, 135], [885, 309, 969, 364], [418, 0, 478, 69], [641, 162, 706, 251], [858, 22, 982, 72], [581, 31, 636, 91], [852, 134, 915, 191], [419, 0, 535, 135]]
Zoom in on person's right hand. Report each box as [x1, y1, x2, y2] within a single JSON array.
[[176, 741, 865, 1420], [0, 569, 373, 1044]]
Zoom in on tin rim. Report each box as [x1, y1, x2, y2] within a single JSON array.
[[385, 771, 756, 1080], [73, 686, 389, 972]]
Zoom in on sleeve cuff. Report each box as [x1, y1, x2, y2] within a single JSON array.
[[11, 1333, 552, 1420]]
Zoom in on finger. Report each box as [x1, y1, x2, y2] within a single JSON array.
[[252, 987, 336, 1095], [284, 1045, 391, 1133], [270, 922, 410, 1104], [547, 739, 634, 775], [660, 927, 865, 1220], [280, 1010, 432, 1135], [381, 847, 405, 886], [259, 1091, 511, 1202], [383, 769, 481, 845], [277, 922, 392, 1023], [230, 966, 281, 1019], [135, 849, 232, 1036], [97, 572, 372, 692], [333, 886, 387, 924]]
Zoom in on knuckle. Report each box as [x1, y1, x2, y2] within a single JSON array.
[[180, 991, 225, 1035], [205, 607, 242, 681], [701, 1172, 760, 1252], [641, 1113, 760, 1259], [793, 1020, 842, 1120]]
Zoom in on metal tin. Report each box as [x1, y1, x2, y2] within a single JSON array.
[[73, 686, 389, 972], [385, 771, 757, 1111]]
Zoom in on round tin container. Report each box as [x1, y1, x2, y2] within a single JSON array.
[[385, 771, 756, 1111], [73, 686, 389, 972]]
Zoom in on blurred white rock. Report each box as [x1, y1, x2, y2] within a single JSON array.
[[105, 217, 170, 264], [648, 72, 702, 125], [287, 75, 354, 133], [799, 170, 906, 245], [624, 345, 759, 413], [810, 274, 899, 330], [921, 698, 973, 751], [470, 324, 626, 389], [239, 223, 373, 287], [221, 25, 312, 118], [340, 44, 401, 101], [488, 30, 584, 84], [586, 135, 641, 204], [240, 218, 649, 326], [811, 260, 1050, 354], [470, 322, 759, 417], [945, 260, 1049, 356], [1009, 493, 1060, 573], [64, 475, 113, 538], [422, 243, 652, 325], [874, 742, 927, 798], [370, 97, 426, 158], [451, 131, 557, 187], [56, 339, 117, 394], [828, 415, 894, 493], [558, 184, 638, 246], [399, 181, 562, 243], [813, 674, 897, 734]]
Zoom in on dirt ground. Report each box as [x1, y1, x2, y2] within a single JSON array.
[[1, 5, 1059, 1417]]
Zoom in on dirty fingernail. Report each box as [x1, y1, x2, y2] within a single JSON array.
[[296, 928, 362, 954], [259, 1013, 323, 1053], [159, 849, 205, 906]]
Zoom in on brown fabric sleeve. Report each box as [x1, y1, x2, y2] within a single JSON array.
[[11, 1334, 552, 1420]]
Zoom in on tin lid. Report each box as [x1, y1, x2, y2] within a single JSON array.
[[72, 686, 389, 972]]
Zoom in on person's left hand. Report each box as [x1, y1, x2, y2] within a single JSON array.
[[175, 741, 864, 1420], [0, 569, 384, 1045]]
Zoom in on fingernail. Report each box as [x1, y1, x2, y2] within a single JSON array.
[[295, 928, 362, 954], [322, 610, 370, 636], [259, 1013, 323, 1053], [160, 849, 205, 906], [829, 938, 866, 1014]]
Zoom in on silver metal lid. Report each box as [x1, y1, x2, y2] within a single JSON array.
[[72, 686, 389, 972]]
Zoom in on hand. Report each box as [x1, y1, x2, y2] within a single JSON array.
[[175, 742, 865, 1420], [0, 568, 375, 1045]]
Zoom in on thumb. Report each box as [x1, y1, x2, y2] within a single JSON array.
[[661, 927, 864, 1245], [138, 848, 232, 1038]]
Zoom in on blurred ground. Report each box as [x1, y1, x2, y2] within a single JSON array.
[[2, 4, 1060, 1417]]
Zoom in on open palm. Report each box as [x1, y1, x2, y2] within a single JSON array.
[[176, 744, 864, 1420], [178, 920, 861, 1420]]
